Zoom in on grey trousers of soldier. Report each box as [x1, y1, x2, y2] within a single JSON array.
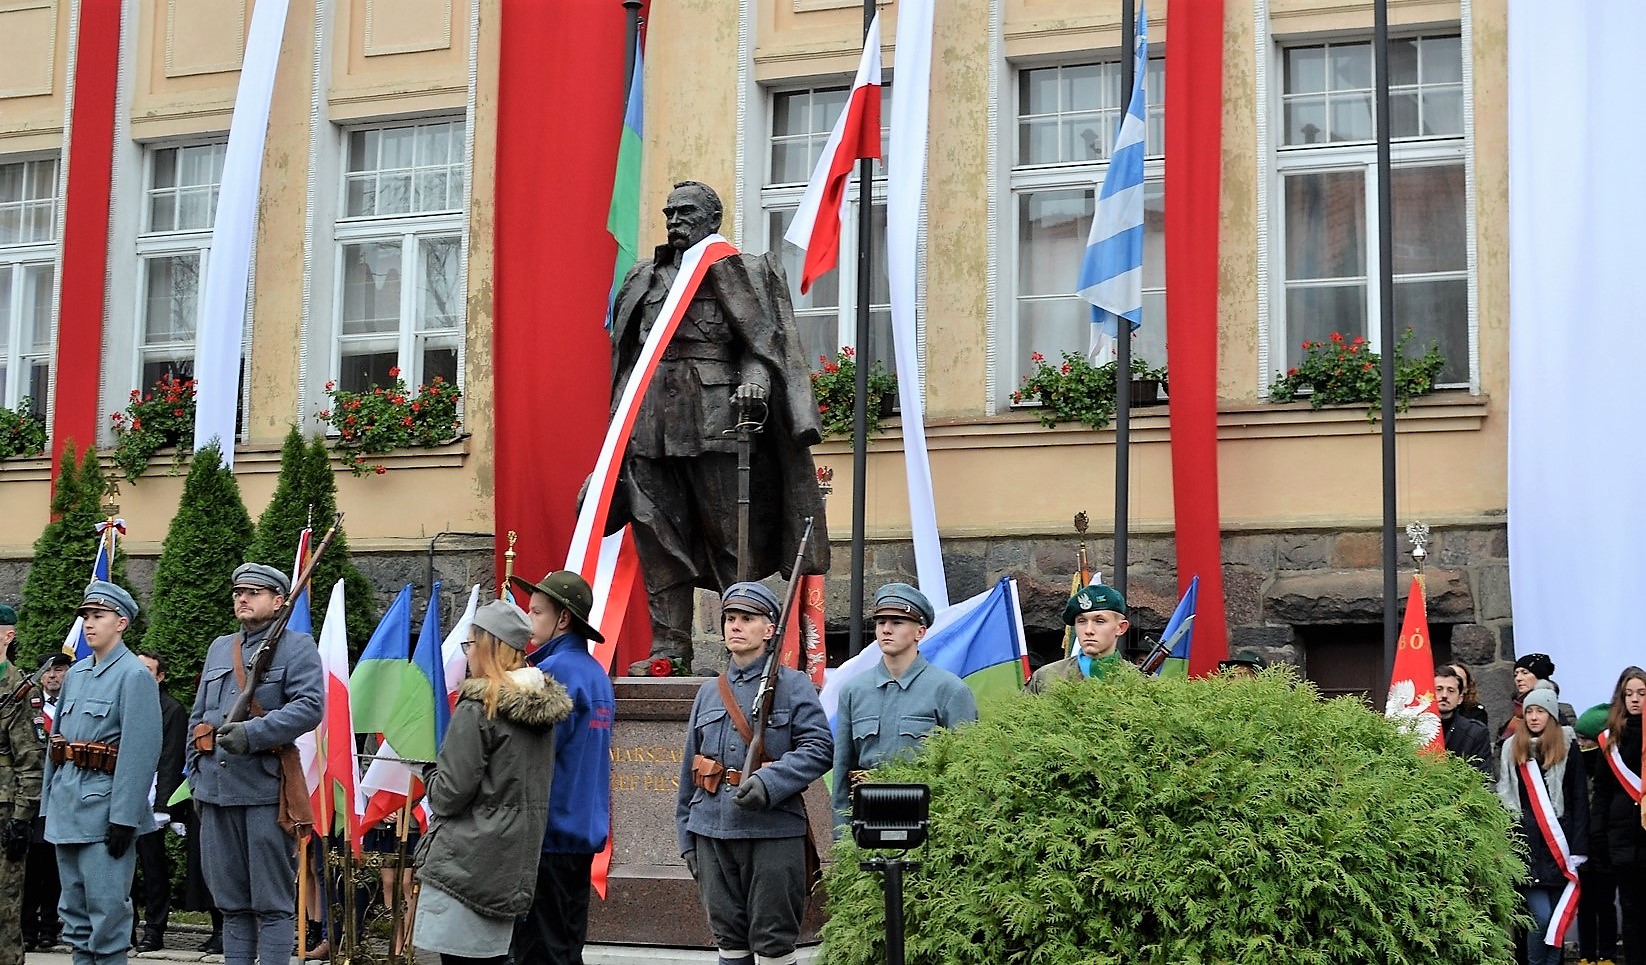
[[692, 834, 806, 965], [55, 841, 138, 965], [199, 803, 296, 965]]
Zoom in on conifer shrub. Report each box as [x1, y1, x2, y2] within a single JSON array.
[[143, 443, 254, 697], [245, 426, 377, 655], [17, 446, 139, 665], [821, 668, 1522, 965]]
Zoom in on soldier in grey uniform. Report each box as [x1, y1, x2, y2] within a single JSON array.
[[676, 582, 832, 965], [1, 603, 46, 965], [829, 584, 977, 827], [187, 563, 323, 965], [40, 581, 161, 965]]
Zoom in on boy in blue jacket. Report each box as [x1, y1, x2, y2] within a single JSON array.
[[512, 571, 615, 965]]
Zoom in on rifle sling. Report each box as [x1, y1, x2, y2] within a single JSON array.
[[717, 672, 771, 766]]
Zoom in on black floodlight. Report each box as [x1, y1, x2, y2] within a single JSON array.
[[851, 782, 930, 850]]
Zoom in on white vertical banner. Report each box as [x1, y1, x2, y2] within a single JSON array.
[[1507, 4, 1646, 711], [192, 0, 292, 464], [888, 0, 947, 609]]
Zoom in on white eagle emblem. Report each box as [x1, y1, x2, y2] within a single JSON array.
[[1384, 678, 1442, 747]]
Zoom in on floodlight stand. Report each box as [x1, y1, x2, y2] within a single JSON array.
[[860, 856, 919, 965]]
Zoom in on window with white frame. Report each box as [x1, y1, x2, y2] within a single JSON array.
[[137, 141, 226, 389], [334, 119, 465, 394], [0, 157, 58, 419], [763, 85, 894, 376], [1009, 58, 1166, 392], [1275, 34, 1469, 386]]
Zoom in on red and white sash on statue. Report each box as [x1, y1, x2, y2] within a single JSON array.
[[1599, 729, 1643, 803], [1520, 759, 1583, 946], [564, 234, 740, 670]]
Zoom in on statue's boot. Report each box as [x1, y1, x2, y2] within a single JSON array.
[[627, 582, 694, 676]]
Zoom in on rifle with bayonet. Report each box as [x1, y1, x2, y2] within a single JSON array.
[[225, 513, 344, 725], [742, 516, 815, 779], [1136, 613, 1196, 675]]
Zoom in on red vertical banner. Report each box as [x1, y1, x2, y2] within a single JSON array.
[[780, 574, 827, 687], [1387, 577, 1442, 755], [1164, 0, 1229, 675], [492, 0, 627, 590], [50, 0, 122, 476]]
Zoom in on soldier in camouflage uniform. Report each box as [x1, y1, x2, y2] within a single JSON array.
[[0, 603, 47, 965]]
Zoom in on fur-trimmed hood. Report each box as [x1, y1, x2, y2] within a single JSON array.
[[456, 668, 573, 730]]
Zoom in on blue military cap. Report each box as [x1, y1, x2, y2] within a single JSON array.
[[232, 562, 291, 596], [721, 582, 780, 621], [872, 582, 934, 626], [79, 580, 139, 621], [1062, 583, 1126, 625]]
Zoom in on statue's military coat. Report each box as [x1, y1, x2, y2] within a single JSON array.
[[609, 247, 830, 582]]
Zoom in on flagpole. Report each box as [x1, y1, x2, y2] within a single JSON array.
[[1373, 0, 1399, 701], [621, 0, 642, 92], [847, 0, 875, 656], [1111, 0, 1135, 603]]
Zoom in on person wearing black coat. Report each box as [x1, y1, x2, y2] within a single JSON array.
[[1496, 687, 1588, 965], [1591, 669, 1646, 965], [1436, 667, 1492, 775], [132, 652, 188, 952]]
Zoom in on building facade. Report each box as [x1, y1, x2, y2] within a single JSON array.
[[0, 0, 1515, 715]]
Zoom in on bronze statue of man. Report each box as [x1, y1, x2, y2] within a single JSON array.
[[607, 180, 830, 676]]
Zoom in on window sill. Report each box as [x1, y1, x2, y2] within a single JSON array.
[[0, 438, 472, 483], [811, 390, 1488, 454]]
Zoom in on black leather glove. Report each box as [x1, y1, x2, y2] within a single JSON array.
[[216, 721, 250, 755], [684, 850, 699, 879], [106, 824, 136, 859], [732, 774, 769, 811], [0, 818, 30, 861]]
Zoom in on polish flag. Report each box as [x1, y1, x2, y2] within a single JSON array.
[[782, 13, 883, 294], [315, 580, 362, 853]]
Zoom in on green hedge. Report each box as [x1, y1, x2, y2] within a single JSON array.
[[142, 443, 253, 699], [245, 427, 377, 657], [16, 446, 140, 666], [822, 668, 1522, 965]]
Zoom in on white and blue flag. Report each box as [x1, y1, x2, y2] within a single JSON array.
[[1076, 2, 1148, 360], [61, 519, 122, 661]]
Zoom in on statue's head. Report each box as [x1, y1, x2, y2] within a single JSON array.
[[664, 181, 723, 251]]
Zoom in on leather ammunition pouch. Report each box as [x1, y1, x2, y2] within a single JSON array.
[[691, 754, 743, 795], [48, 735, 120, 774], [191, 722, 216, 754]]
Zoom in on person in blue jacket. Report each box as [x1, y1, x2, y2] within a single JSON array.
[[41, 581, 161, 965], [510, 570, 615, 965]]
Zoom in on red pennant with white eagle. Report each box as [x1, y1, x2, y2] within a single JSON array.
[[1385, 576, 1443, 754]]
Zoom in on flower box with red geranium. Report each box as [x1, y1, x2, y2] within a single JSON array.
[[317, 368, 462, 476], [0, 399, 46, 461], [1013, 352, 1168, 430], [810, 346, 898, 439], [110, 373, 196, 482], [1268, 328, 1446, 420]]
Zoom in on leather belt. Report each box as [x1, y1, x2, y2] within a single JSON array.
[[48, 736, 120, 774]]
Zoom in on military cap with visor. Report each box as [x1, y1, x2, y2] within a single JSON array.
[[79, 580, 140, 621], [232, 562, 292, 597], [721, 582, 781, 622], [508, 569, 605, 644], [872, 583, 935, 627]]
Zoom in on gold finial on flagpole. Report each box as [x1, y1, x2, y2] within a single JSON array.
[[1074, 510, 1090, 584], [1406, 520, 1431, 592], [500, 530, 518, 600]]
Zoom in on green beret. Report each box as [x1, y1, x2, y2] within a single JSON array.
[[1063, 584, 1126, 625], [0, 603, 15, 626], [1575, 703, 1610, 741]]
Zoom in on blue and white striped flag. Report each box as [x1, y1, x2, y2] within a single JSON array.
[[1076, 2, 1148, 360]]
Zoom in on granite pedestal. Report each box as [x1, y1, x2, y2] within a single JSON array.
[[586, 678, 831, 947]]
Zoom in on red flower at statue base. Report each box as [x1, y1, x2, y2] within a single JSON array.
[[648, 657, 674, 678]]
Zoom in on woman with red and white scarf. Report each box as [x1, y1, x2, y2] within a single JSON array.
[[1592, 667, 1646, 965], [1497, 686, 1588, 965]]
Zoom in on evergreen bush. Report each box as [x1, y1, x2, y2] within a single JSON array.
[[16, 446, 139, 666], [143, 443, 254, 699], [246, 426, 378, 656], [821, 668, 1522, 965]]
